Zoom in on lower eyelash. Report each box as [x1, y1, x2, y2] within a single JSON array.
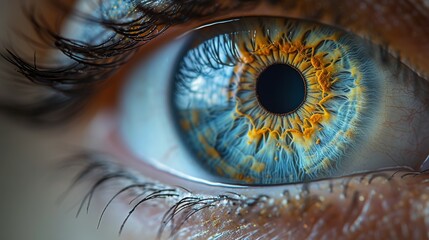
[[60, 152, 270, 239], [59, 151, 427, 239], [62, 152, 292, 238]]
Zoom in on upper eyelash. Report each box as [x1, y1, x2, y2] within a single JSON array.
[[0, 0, 259, 123], [1, 0, 427, 123], [60, 151, 429, 239], [0, 4, 161, 122]]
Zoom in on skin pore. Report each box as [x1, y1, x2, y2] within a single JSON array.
[[0, 0, 428, 239]]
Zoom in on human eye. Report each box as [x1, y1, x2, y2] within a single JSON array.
[[1, 0, 428, 240], [124, 16, 428, 186]]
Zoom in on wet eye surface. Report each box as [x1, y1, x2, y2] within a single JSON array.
[[2, 0, 429, 239], [121, 17, 429, 186], [172, 17, 382, 185]]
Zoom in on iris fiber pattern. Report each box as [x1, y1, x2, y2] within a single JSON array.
[[173, 18, 379, 184]]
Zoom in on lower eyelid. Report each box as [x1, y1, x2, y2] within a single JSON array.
[[69, 144, 429, 239]]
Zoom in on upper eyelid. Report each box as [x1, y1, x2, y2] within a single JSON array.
[[7, 0, 427, 81], [158, 0, 429, 78], [2, 0, 427, 123], [75, 0, 429, 79]]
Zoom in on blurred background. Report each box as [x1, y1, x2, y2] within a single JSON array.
[[0, 0, 119, 239]]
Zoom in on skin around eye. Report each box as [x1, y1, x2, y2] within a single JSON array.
[[2, 0, 429, 240], [104, 2, 429, 237], [120, 17, 429, 185]]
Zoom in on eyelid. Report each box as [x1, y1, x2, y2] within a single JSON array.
[[69, 0, 429, 102], [4, 0, 427, 123], [69, 144, 429, 239], [164, 1, 428, 77], [117, 1, 429, 84]]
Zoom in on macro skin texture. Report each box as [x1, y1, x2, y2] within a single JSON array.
[[0, 0, 428, 240], [176, 174, 429, 239], [270, 0, 429, 76]]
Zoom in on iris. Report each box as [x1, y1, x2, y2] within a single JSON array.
[[172, 17, 379, 184]]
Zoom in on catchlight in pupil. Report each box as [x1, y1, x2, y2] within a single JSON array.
[[256, 64, 306, 115]]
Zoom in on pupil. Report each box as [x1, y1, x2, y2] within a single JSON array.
[[256, 64, 306, 114]]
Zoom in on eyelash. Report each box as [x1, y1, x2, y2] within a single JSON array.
[[63, 152, 269, 238], [0, 0, 262, 123], [3, 0, 413, 126], [63, 150, 429, 238], [3, 1, 428, 238]]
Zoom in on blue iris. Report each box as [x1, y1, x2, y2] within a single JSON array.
[[171, 17, 380, 185]]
